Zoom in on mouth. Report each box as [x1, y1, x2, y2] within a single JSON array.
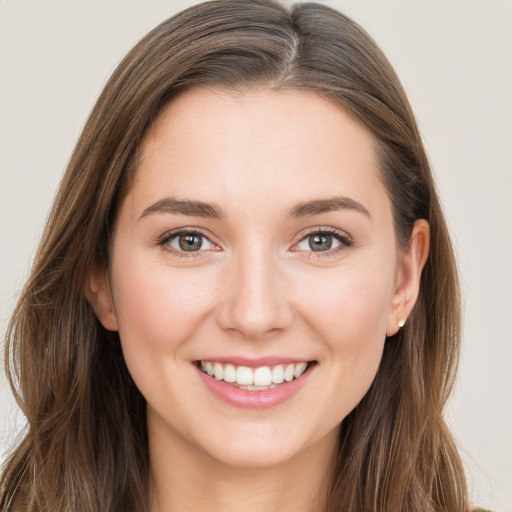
[[196, 360, 316, 391]]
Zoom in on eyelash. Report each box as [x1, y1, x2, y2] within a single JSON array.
[[156, 226, 353, 259], [157, 227, 219, 258], [294, 227, 353, 259]]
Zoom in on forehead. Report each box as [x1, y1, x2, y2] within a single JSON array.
[[126, 87, 389, 220]]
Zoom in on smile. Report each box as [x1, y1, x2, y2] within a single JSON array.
[[195, 359, 316, 408], [198, 361, 310, 390]]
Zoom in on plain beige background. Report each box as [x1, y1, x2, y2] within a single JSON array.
[[1, 1, 511, 510]]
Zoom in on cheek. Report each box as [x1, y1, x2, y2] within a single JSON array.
[[294, 257, 394, 397], [111, 256, 217, 356], [109, 257, 221, 413], [298, 265, 394, 347]]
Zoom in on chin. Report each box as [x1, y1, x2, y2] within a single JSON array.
[[192, 419, 331, 470], [204, 439, 304, 469]]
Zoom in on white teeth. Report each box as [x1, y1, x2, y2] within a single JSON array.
[[241, 384, 277, 390], [284, 364, 294, 382], [199, 360, 311, 388], [213, 362, 224, 380], [272, 365, 284, 384], [253, 366, 272, 386], [294, 362, 308, 378], [223, 363, 236, 383], [236, 366, 254, 386]]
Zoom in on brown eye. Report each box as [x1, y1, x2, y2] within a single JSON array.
[[294, 229, 349, 255], [164, 231, 216, 253], [308, 234, 333, 252], [178, 233, 203, 251]]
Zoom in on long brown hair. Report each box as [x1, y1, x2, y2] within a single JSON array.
[[1, 1, 468, 511]]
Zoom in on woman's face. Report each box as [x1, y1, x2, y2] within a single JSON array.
[[89, 87, 426, 469]]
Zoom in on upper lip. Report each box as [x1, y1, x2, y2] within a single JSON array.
[[194, 356, 315, 368]]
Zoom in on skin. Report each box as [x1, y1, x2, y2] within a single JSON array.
[[87, 87, 429, 512]]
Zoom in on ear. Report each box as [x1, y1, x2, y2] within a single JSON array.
[[84, 264, 119, 331], [386, 219, 430, 336]]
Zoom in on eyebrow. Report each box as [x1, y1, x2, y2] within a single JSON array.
[[139, 197, 226, 220], [288, 196, 371, 219], [138, 195, 370, 221]]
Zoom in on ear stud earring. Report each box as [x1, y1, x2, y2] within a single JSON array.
[[397, 319, 405, 328]]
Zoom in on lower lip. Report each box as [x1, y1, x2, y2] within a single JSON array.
[[195, 364, 314, 409]]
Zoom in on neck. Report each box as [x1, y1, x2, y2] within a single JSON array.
[[148, 415, 338, 512]]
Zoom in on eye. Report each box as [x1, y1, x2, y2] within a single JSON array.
[[294, 228, 352, 255], [161, 230, 217, 254]]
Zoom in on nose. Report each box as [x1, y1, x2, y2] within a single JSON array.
[[216, 246, 293, 340]]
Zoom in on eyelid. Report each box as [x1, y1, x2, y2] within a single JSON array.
[[290, 226, 353, 257], [157, 227, 221, 257], [155, 225, 353, 258]]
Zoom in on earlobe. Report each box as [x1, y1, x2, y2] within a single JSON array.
[[386, 219, 430, 336], [84, 264, 118, 331]]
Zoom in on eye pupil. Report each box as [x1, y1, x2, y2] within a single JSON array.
[[309, 234, 332, 251], [179, 233, 202, 251]]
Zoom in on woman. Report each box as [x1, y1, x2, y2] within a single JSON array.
[[0, 0, 476, 510]]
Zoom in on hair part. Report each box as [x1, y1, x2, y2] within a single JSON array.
[[2, 1, 467, 511]]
